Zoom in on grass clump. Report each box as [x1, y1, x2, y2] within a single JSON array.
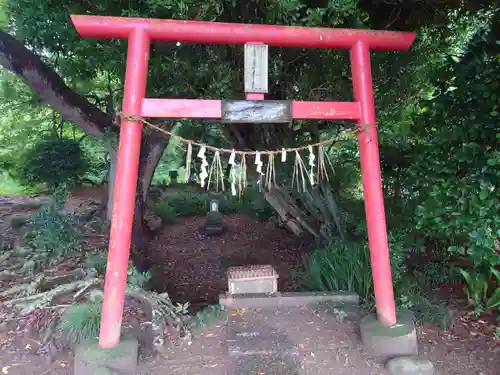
[[58, 303, 102, 344], [299, 232, 455, 327], [299, 238, 404, 307]]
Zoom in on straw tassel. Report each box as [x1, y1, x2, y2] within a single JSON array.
[[185, 142, 192, 182], [197, 146, 208, 188]]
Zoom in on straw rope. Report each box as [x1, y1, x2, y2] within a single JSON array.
[[115, 113, 377, 156]]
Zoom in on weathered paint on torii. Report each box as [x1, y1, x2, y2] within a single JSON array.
[[70, 15, 416, 349]]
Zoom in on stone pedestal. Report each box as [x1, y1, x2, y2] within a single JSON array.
[[203, 211, 224, 236], [74, 335, 138, 375], [360, 309, 418, 362]]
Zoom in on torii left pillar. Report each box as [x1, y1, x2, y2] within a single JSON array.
[[70, 15, 419, 368]]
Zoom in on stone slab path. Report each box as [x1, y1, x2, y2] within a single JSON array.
[[140, 305, 385, 375]]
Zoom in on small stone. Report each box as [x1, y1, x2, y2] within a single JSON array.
[[386, 356, 435, 375]]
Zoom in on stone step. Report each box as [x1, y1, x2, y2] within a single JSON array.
[[227, 312, 283, 356], [233, 354, 301, 375]]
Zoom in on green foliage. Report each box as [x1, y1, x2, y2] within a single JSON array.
[[26, 189, 80, 260], [154, 190, 211, 218], [187, 305, 227, 332], [406, 20, 500, 312], [458, 267, 500, 315], [85, 252, 153, 288], [418, 262, 462, 289], [0, 171, 28, 195], [85, 252, 108, 275], [300, 232, 457, 327], [20, 136, 89, 188], [153, 201, 178, 224], [299, 232, 407, 307], [173, 301, 190, 315], [126, 266, 153, 288], [397, 279, 456, 329], [0, 0, 8, 31], [58, 303, 102, 344], [152, 186, 273, 222]]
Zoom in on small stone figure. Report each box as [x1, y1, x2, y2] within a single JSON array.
[[169, 170, 178, 186]]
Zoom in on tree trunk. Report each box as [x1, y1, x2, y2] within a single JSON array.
[[103, 145, 118, 221], [129, 133, 168, 270]]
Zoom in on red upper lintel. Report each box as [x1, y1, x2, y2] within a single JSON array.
[[70, 15, 416, 51]]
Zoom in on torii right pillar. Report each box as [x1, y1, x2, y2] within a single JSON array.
[[350, 40, 419, 362]]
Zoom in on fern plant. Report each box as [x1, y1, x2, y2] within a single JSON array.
[[127, 267, 153, 288], [26, 188, 80, 261]]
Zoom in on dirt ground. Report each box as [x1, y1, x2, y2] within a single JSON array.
[[145, 215, 310, 312], [0, 193, 499, 374]]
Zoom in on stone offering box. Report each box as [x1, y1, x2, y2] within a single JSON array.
[[227, 265, 278, 295]]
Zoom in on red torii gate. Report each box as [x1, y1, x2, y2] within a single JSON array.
[[70, 15, 416, 349]]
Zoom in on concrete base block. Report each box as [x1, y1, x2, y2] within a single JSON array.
[[220, 291, 359, 309], [386, 356, 435, 375], [360, 310, 418, 362], [74, 335, 138, 375]]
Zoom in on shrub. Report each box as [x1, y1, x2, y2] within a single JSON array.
[[153, 201, 178, 224], [26, 188, 80, 260], [152, 186, 273, 221], [20, 136, 89, 188]]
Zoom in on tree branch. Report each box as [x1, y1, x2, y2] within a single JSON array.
[[0, 31, 112, 138]]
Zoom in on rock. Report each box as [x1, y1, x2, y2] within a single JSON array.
[[15, 245, 32, 256], [146, 215, 162, 232], [0, 236, 14, 251], [0, 270, 18, 281], [10, 214, 30, 229], [12, 198, 52, 211], [0, 322, 8, 333], [386, 356, 435, 375], [20, 259, 37, 274]]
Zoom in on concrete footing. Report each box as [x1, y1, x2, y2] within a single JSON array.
[[386, 356, 436, 375], [74, 335, 138, 375], [360, 309, 418, 362]]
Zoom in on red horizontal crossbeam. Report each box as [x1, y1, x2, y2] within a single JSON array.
[[70, 15, 415, 51], [141, 99, 360, 120]]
